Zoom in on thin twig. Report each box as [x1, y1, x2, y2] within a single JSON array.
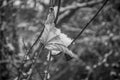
[[93, 50, 113, 69], [17, 26, 45, 80], [57, 0, 103, 26], [49, 0, 61, 24], [55, 0, 108, 61], [44, 51, 52, 80], [20, 26, 45, 69], [69, 0, 109, 46], [26, 26, 45, 56], [60, 0, 103, 12], [85, 50, 113, 80], [26, 44, 45, 80], [54, 0, 61, 24]]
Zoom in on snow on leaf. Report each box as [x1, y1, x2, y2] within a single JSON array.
[[40, 8, 78, 59]]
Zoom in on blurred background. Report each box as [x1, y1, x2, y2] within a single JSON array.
[[0, 0, 120, 80]]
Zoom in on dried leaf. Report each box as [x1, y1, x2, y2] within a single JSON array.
[[46, 43, 78, 59], [40, 8, 78, 59]]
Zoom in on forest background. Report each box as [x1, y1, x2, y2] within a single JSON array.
[[0, 0, 120, 80]]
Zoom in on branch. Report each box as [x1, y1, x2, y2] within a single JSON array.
[[85, 50, 113, 80], [49, 0, 61, 25], [57, 0, 104, 26], [69, 0, 109, 46], [56, 0, 109, 61], [26, 25, 45, 56], [54, 0, 61, 24], [57, 8, 79, 27], [93, 50, 113, 68], [17, 26, 45, 80], [60, 0, 103, 12], [44, 51, 52, 80]]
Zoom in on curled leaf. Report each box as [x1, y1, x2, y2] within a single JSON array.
[[46, 43, 78, 59], [40, 8, 78, 59]]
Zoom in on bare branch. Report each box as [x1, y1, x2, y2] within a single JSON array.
[[60, 0, 103, 12], [54, 0, 61, 24], [70, 0, 109, 46], [57, 0, 104, 26]]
